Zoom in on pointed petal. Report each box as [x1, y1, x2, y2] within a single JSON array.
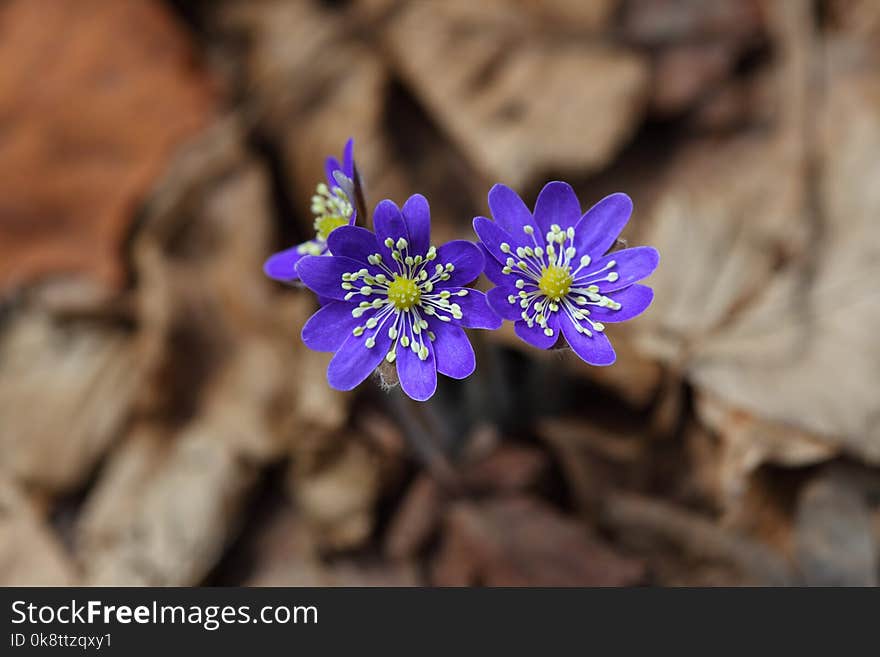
[[373, 199, 409, 268], [473, 216, 526, 266], [302, 301, 366, 352], [430, 322, 475, 380], [488, 183, 537, 237], [561, 318, 616, 366], [573, 193, 633, 258], [534, 181, 581, 236], [576, 246, 660, 293], [402, 194, 431, 257], [327, 226, 381, 262], [396, 319, 437, 401], [263, 244, 313, 282], [436, 240, 484, 286], [441, 288, 502, 329], [486, 285, 522, 321], [478, 243, 509, 286], [296, 255, 368, 300], [513, 312, 560, 350], [588, 284, 654, 323], [342, 137, 354, 177], [326, 322, 392, 391]]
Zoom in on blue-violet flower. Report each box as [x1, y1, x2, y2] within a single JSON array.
[[263, 138, 357, 282], [474, 182, 659, 366], [296, 194, 501, 401]]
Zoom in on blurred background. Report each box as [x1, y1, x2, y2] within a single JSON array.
[[1, 0, 878, 586]]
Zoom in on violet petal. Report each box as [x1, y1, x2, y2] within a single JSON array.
[[561, 319, 616, 366], [396, 323, 437, 401], [479, 243, 509, 286], [327, 226, 381, 263], [514, 312, 560, 349], [263, 244, 312, 282], [576, 246, 659, 293], [296, 254, 369, 301], [327, 325, 392, 391], [486, 285, 522, 321], [302, 301, 368, 352], [572, 192, 633, 258], [430, 322, 476, 380], [445, 288, 502, 329], [488, 183, 537, 236], [402, 194, 431, 257], [373, 199, 409, 267], [473, 216, 526, 262], [534, 181, 581, 236], [436, 240, 484, 286], [589, 284, 654, 323]]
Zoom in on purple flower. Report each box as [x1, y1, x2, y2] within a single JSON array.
[[474, 182, 658, 366], [296, 194, 501, 401], [263, 138, 357, 282]]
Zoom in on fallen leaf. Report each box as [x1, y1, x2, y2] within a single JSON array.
[[794, 468, 878, 586], [0, 0, 215, 295], [0, 478, 77, 585], [432, 497, 645, 586], [0, 310, 144, 493], [380, 1, 649, 188], [689, 46, 880, 464]]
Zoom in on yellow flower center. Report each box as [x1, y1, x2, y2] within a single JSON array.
[[314, 215, 349, 241], [538, 265, 573, 301], [387, 276, 421, 311]]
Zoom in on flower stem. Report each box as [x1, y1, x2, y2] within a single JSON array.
[[382, 385, 462, 493], [352, 163, 370, 231]]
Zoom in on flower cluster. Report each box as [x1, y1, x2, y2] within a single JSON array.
[[297, 196, 499, 401], [266, 139, 658, 400], [476, 182, 658, 366]]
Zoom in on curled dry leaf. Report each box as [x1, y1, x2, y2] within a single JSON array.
[[696, 392, 837, 504], [689, 49, 880, 464], [235, 500, 420, 586], [380, 1, 649, 187], [631, 10, 880, 495]]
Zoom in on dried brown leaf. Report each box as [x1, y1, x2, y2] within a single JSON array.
[[0, 0, 215, 295], [689, 49, 880, 463], [0, 311, 144, 492], [0, 479, 77, 586], [432, 497, 645, 586], [381, 1, 649, 187]]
